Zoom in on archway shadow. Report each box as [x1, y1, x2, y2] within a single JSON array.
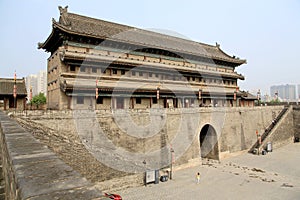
[[199, 124, 219, 160]]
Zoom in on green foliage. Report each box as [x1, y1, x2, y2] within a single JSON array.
[[268, 98, 281, 105], [30, 93, 46, 108]]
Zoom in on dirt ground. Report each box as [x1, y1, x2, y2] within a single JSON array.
[[117, 142, 300, 200]]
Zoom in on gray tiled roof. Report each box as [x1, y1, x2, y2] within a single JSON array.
[[241, 91, 257, 100], [0, 78, 27, 96], [40, 6, 245, 65]]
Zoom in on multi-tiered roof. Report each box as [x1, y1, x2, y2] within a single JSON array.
[[39, 6, 246, 67]]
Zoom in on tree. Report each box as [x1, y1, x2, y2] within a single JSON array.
[[30, 93, 46, 108], [269, 98, 281, 105]]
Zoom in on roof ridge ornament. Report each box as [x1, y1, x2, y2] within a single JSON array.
[[58, 6, 70, 26], [215, 42, 220, 48], [59, 5, 68, 15]]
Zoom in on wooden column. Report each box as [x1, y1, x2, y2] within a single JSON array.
[[67, 96, 71, 109], [113, 97, 117, 109], [131, 98, 134, 109], [23, 98, 26, 110], [111, 97, 114, 109], [4, 98, 7, 111], [164, 97, 167, 108]]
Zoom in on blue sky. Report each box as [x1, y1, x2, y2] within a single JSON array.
[[0, 0, 299, 96]]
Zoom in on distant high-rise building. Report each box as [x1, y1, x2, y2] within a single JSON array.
[[25, 70, 47, 98], [270, 84, 296, 101], [25, 75, 38, 97], [298, 84, 300, 100], [37, 71, 47, 95]]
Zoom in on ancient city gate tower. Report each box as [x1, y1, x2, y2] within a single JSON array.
[[38, 6, 256, 111]]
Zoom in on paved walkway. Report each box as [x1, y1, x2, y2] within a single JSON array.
[[0, 112, 103, 199], [118, 143, 300, 200]]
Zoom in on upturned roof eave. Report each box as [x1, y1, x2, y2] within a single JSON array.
[[215, 45, 247, 65], [38, 19, 59, 50], [40, 20, 246, 65]]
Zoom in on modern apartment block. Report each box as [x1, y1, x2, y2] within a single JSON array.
[[270, 84, 296, 101], [25, 70, 47, 97]]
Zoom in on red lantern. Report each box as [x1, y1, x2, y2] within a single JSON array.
[[95, 80, 99, 99], [157, 87, 160, 100], [13, 71, 17, 98], [198, 89, 202, 100]]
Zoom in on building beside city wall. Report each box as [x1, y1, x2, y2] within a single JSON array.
[[0, 78, 27, 111], [39, 6, 255, 110]]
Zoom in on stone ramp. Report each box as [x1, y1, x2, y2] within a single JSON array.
[[0, 112, 103, 200], [248, 106, 292, 154]]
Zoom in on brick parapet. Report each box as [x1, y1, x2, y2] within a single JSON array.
[[0, 111, 103, 200]]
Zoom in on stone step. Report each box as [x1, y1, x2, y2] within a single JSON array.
[[0, 193, 5, 200], [0, 186, 4, 194]]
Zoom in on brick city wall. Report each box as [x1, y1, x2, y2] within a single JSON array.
[[293, 106, 300, 140], [2, 105, 297, 196], [15, 106, 286, 165]]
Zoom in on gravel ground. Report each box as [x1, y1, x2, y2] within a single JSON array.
[[118, 143, 300, 200]]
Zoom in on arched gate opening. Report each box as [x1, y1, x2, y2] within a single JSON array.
[[199, 124, 219, 160]]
